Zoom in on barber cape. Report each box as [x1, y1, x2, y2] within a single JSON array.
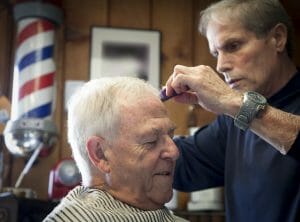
[[43, 186, 187, 222]]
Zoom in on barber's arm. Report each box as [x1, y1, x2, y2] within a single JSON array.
[[165, 64, 300, 156], [250, 106, 300, 155]]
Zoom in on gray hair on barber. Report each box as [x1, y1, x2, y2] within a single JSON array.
[[199, 0, 294, 58]]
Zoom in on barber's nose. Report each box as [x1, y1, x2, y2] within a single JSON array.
[[161, 137, 179, 161], [216, 53, 231, 74]]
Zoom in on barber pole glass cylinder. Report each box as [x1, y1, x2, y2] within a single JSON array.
[[4, 1, 63, 157], [13, 18, 55, 121]]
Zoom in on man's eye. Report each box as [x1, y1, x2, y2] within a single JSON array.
[[211, 51, 218, 58], [226, 42, 240, 52], [145, 140, 157, 147]]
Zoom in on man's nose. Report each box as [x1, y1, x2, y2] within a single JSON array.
[[216, 52, 232, 74], [161, 137, 180, 161]]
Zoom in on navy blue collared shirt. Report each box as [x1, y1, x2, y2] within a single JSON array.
[[173, 72, 300, 222]]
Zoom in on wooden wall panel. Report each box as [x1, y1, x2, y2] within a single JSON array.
[[193, 0, 217, 127], [64, 0, 108, 35], [63, 0, 108, 81], [152, 0, 194, 136], [0, 8, 13, 97], [109, 0, 150, 28], [193, 0, 216, 67]]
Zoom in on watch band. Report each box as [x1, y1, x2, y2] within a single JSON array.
[[234, 91, 267, 131]]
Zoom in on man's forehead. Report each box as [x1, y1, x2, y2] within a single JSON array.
[[119, 98, 168, 124], [206, 21, 249, 47]]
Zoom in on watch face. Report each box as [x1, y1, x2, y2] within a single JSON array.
[[246, 91, 267, 104]]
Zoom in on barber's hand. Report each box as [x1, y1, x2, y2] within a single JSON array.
[[165, 64, 241, 116]]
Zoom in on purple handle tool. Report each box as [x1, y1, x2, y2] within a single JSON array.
[[160, 88, 182, 102]]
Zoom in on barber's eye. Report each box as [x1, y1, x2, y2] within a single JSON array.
[[226, 42, 240, 52], [211, 51, 218, 58]]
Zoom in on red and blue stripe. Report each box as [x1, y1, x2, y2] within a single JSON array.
[[12, 18, 56, 120]]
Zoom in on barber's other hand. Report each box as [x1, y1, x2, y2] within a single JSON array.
[[165, 64, 241, 116]]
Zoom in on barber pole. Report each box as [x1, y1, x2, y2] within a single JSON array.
[[3, 0, 63, 188], [12, 18, 56, 120], [11, 0, 63, 121], [4, 1, 63, 157]]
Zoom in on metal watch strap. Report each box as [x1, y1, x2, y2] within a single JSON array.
[[234, 91, 267, 131]]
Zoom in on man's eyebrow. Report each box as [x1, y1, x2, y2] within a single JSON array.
[[151, 127, 160, 135], [217, 36, 240, 47], [149, 124, 176, 135], [210, 37, 241, 56], [222, 37, 242, 47]]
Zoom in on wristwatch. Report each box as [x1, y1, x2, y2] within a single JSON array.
[[234, 91, 267, 131]]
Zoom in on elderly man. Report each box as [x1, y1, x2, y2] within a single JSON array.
[[165, 0, 300, 222], [43, 77, 187, 222]]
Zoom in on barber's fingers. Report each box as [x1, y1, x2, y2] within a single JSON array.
[[172, 65, 195, 92], [173, 91, 199, 104], [165, 72, 180, 97], [165, 65, 191, 95], [174, 65, 218, 90], [172, 73, 190, 93], [173, 64, 188, 73], [165, 64, 209, 100], [172, 65, 190, 83], [165, 72, 175, 96]]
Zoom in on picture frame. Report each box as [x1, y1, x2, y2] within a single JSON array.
[[90, 27, 161, 89]]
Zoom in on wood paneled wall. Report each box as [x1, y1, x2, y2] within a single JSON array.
[[0, 0, 299, 201]]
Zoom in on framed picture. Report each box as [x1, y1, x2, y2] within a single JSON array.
[[90, 27, 161, 89]]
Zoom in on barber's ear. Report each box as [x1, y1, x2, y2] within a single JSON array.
[[86, 136, 110, 173], [271, 23, 288, 53]]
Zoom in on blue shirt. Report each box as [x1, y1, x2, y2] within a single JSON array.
[[173, 72, 300, 222]]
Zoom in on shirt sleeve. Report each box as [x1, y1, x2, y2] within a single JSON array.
[[287, 131, 300, 161]]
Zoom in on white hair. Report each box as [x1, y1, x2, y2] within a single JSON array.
[[67, 76, 159, 184]]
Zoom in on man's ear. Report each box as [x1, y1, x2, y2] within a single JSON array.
[[271, 23, 288, 53], [86, 136, 110, 173]]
